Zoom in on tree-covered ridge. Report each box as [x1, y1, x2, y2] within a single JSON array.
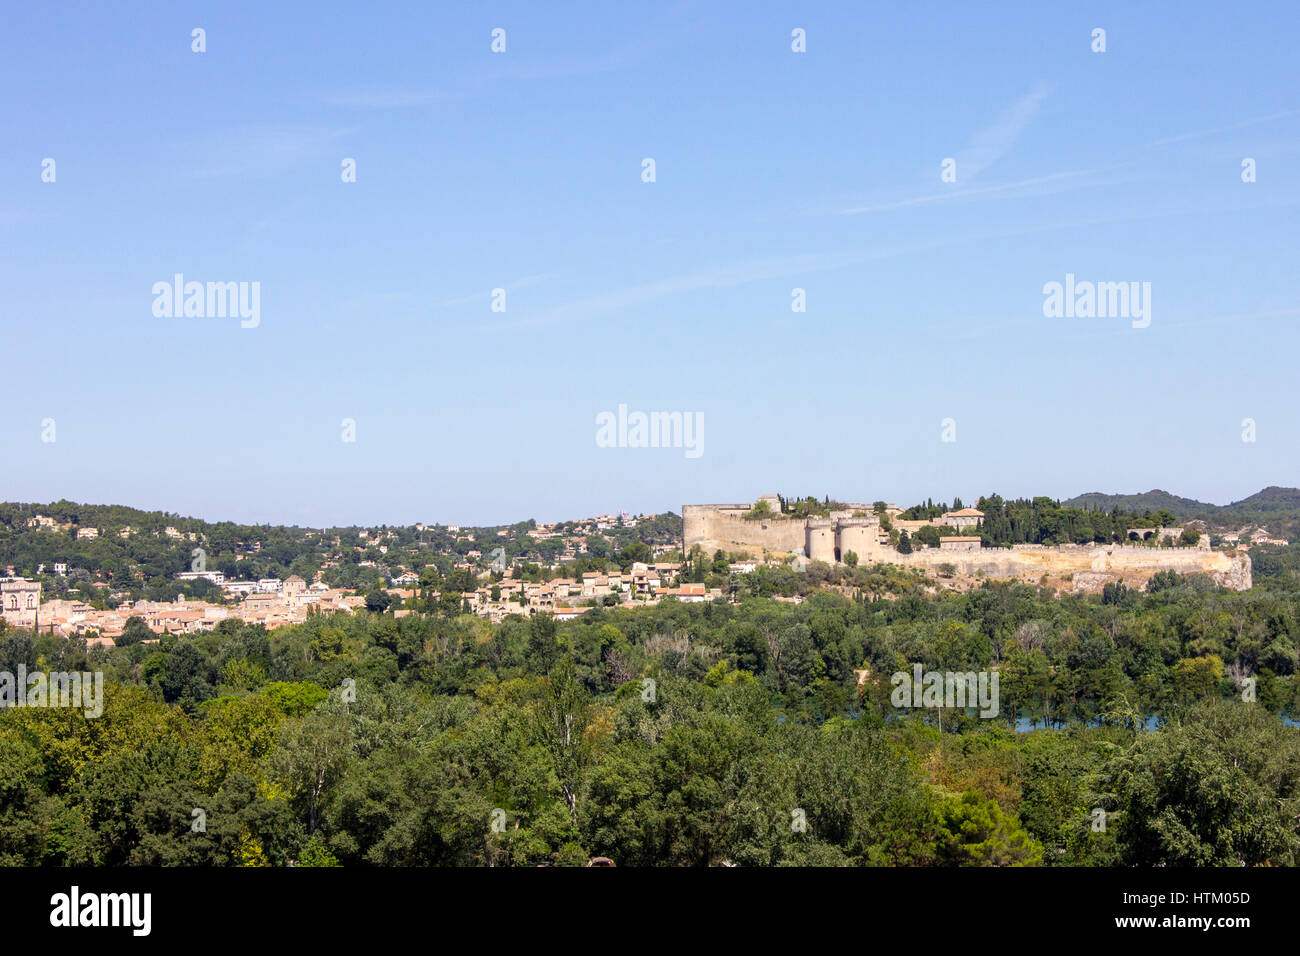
[[1065, 486, 1300, 540], [1, 565, 1298, 867], [897, 494, 1187, 547], [972, 494, 1181, 546], [1063, 489, 1215, 515]]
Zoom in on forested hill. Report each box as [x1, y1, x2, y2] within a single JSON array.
[[0, 501, 684, 541], [1063, 490, 1216, 515], [1064, 487, 1300, 537]]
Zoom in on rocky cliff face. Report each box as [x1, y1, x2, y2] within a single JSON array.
[[1212, 551, 1253, 591]]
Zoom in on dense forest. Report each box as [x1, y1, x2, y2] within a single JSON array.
[[2, 560, 1299, 867]]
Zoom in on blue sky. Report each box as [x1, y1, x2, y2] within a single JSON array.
[[3, 1, 1297, 526]]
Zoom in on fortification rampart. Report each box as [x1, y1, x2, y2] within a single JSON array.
[[683, 503, 807, 557], [889, 543, 1249, 589], [684, 497, 1252, 591]]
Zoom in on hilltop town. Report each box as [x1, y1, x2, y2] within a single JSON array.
[[2, 489, 1293, 642]]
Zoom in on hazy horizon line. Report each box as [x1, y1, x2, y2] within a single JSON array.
[[3, 484, 1294, 532]]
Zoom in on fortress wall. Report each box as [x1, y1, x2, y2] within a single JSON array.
[[683, 505, 806, 557], [682, 500, 1252, 590], [893, 544, 1251, 590]]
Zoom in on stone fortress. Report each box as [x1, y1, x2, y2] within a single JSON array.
[[683, 494, 1252, 592]]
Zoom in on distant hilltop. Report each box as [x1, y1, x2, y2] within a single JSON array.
[[1064, 487, 1300, 540]]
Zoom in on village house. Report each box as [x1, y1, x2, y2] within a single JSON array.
[[940, 508, 985, 531], [895, 508, 985, 537], [177, 570, 225, 584], [1248, 527, 1290, 547], [283, 575, 307, 604], [549, 577, 581, 599], [628, 565, 663, 596], [655, 583, 708, 603], [37, 599, 93, 633]]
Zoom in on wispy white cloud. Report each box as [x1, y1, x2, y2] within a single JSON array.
[[181, 125, 353, 179], [322, 35, 659, 110], [1147, 110, 1294, 147], [497, 190, 1297, 333], [839, 166, 1121, 216], [835, 104, 1294, 218], [487, 49, 632, 83], [499, 253, 863, 330], [833, 85, 1067, 216], [954, 84, 1050, 181]]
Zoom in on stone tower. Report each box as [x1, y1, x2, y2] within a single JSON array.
[[835, 516, 877, 562], [805, 518, 836, 563]]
